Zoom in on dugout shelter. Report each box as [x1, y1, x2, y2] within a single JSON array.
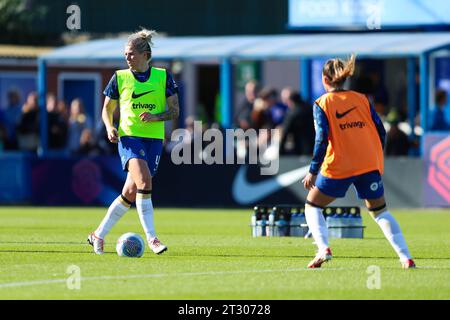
[[38, 32, 450, 155]]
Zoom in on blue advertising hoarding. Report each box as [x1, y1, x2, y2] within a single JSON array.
[[288, 0, 450, 30], [423, 133, 450, 207]]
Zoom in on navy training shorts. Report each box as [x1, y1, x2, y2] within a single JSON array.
[[118, 136, 163, 177], [315, 170, 384, 199]]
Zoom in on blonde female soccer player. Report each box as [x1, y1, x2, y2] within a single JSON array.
[[87, 28, 179, 255], [302, 54, 415, 269]]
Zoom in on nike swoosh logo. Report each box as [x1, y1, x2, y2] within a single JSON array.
[[336, 107, 357, 119], [232, 165, 310, 205], [131, 90, 154, 99]]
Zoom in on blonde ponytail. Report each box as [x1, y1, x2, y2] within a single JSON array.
[[323, 54, 356, 87], [127, 27, 158, 61], [136, 27, 157, 47]]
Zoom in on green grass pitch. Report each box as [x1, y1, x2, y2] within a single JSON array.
[[0, 207, 449, 299]]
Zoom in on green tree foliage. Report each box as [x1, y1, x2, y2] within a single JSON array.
[[0, 0, 48, 44]]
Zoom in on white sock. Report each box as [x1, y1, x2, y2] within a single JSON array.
[[96, 195, 130, 239], [136, 192, 156, 241], [305, 205, 329, 252], [374, 211, 412, 262]]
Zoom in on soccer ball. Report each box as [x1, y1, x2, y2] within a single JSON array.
[[116, 232, 145, 258]]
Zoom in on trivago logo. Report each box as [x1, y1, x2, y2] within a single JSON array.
[[428, 137, 450, 203]]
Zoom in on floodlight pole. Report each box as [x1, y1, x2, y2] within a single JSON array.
[[38, 58, 48, 157]]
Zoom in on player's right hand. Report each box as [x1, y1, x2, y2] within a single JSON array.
[[302, 173, 317, 190], [106, 126, 119, 143]]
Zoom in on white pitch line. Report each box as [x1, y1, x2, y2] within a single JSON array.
[[2, 265, 447, 289], [0, 267, 347, 289], [0, 278, 68, 288]]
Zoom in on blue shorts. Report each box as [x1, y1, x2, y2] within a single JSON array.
[[118, 136, 163, 177], [315, 171, 384, 199]]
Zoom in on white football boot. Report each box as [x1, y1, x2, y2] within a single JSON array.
[[307, 248, 332, 268], [148, 237, 168, 254], [401, 259, 416, 269], [87, 232, 104, 254]]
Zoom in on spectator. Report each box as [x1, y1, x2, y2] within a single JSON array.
[[67, 98, 92, 154], [368, 71, 389, 116], [94, 122, 115, 155], [235, 80, 260, 130], [430, 89, 450, 131], [258, 86, 288, 128], [47, 93, 68, 150], [250, 97, 270, 130], [385, 110, 410, 156], [95, 105, 120, 155], [56, 99, 69, 123], [280, 86, 293, 107], [280, 91, 315, 155], [3, 90, 22, 149], [16, 91, 40, 152], [248, 97, 272, 156], [76, 128, 102, 156]]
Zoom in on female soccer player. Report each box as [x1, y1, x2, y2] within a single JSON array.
[[302, 54, 415, 269], [87, 28, 179, 255]]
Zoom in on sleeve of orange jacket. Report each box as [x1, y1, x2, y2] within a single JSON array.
[[370, 103, 386, 149], [309, 103, 329, 175]]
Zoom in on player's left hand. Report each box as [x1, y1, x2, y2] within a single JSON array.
[[302, 173, 317, 190], [140, 112, 157, 122]]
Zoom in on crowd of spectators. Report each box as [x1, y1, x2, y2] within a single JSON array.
[[232, 77, 450, 157], [1, 79, 449, 158], [0, 90, 114, 156], [233, 81, 315, 158]]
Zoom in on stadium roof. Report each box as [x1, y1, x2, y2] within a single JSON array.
[[41, 32, 450, 62], [0, 45, 53, 59]]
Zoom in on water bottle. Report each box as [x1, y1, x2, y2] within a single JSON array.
[[253, 205, 270, 237], [251, 212, 257, 237], [344, 209, 355, 237], [298, 210, 307, 236], [342, 211, 350, 224], [336, 208, 344, 227], [356, 211, 363, 238], [326, 208, 339, 238], [325, 208, 334, 228], [348, 209, 363, 238], [345, 210, 355, 238], [354, 211, 363, 227], [267, 210, 275, 237], [260, 213, 268, 236], [290, 213, 301, 236], [276, 214, 289, 236]]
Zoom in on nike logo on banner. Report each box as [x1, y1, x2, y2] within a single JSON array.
[[132, 90, 154, 99], [336, 107, 357, 119], [232, 165, 310, 205]]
